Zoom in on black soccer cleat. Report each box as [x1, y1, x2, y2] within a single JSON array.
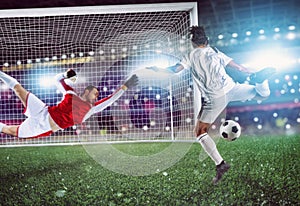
[[213, 161, 230, 185], [249, 67, 276, 84]]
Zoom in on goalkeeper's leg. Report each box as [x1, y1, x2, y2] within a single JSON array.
[[0, 71, 29, 107], [0, 71, 30, 136]]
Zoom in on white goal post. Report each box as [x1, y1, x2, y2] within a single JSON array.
[[0, 2, 198, 146]]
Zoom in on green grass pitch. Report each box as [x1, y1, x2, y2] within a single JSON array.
[[0, 135, 299, 205]]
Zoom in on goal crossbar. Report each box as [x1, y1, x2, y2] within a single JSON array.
[[0, 2, 197, 18]]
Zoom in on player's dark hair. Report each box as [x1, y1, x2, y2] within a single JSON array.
[[190, 26, 208, 46]]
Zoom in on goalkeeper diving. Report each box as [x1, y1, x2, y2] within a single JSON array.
[[0, 69, 138, 138]]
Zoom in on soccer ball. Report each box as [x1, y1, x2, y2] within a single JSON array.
[[219, 120, 241, 141]]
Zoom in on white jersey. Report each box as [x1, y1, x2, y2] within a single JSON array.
[[180, 46, 235, 99]]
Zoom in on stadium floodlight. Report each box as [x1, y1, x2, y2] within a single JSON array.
[[0, 2, 198, 146]]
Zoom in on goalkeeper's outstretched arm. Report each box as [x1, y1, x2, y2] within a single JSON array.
[[82, 74, 138, 122]]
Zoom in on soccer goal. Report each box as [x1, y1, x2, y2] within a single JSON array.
[[0, 2, 198, 146]]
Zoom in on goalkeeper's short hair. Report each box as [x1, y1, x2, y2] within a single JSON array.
[[190, 26, 209, 46], [84, 85, 98, 92]]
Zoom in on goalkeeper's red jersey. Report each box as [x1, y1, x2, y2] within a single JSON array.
[[48, 75, 125, 129], [48, 93, 92, 129]]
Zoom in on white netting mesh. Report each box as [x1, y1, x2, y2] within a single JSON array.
[[0, 3, 198, 146]]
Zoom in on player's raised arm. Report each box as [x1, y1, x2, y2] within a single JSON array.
[[54, 69, 77, 94], [147, 63, 185, 74]]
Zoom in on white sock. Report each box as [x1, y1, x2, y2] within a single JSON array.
[[0, 71, 19, 89], [0, 122, 6, 133], [197, 133, 223, 165], [255, 80, 270, 97]]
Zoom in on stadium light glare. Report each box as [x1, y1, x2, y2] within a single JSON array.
[[288, 25, 296, 31], [39, 76, 55, 88], [185, 117, 192, 123], [286, 32, 296, 40], [244, 49, 296, 70], [285, 75, 290, 81], [246, 31, 251, 36], [244, 37, 250, 42], [232, 33, 238, 38], [259, 29, 265, 34], [274, 27, 280, 32], [293, 75, 298, 80], [273, 33, 281, 40], [258, 35, 266, 40], [290, 88, 295, 94], [155, 49, 162, 54], [218, 34, 224, 40], [179, 39, 185, 44]]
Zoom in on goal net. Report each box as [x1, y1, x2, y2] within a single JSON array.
[[0, 3, 198, 146]]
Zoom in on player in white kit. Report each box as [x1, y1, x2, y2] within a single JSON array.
[[149, 26, 276, 184]]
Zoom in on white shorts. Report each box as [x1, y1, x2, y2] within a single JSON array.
[[18, 93, 53, 138], [198, 83, 256, 124]]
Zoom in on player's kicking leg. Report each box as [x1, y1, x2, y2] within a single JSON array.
[[248, 67, 276, 99], [249, 67, 276, 84]]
